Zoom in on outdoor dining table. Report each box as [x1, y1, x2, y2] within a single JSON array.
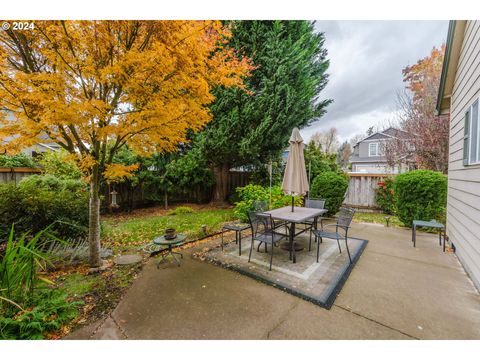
[[263, 206, 327, 263]]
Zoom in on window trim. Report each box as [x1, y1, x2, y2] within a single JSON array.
[[468, 99, 480, 166], [368, 142, 379, 157]]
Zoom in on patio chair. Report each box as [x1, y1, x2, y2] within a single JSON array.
[[252, 200, 279, 251], [221, 200, 268, 255], [312, 207, 356, 264], [247, 211, 286, 271], [253, 199, 287, 249], [252, 200, 267, 212], [302, 198, 326, 251]]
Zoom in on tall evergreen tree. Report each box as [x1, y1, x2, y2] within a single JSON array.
[[197, 21, 332, 202]]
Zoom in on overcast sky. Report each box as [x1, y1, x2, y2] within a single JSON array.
[[300, 20, 449, 143]]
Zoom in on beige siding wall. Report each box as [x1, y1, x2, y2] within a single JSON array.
[[448, 20, 480, 289]]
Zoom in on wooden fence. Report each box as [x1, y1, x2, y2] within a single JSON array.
[[2, 168, 387, 210], [227, 171, 251, 194], [343, 173, 390, 210], [0, 167, 41, 185], [1, 166, 251, 211], [104, 170, 252, 211]]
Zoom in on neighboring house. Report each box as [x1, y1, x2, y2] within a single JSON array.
[[437, 20, 480, 290], [1, 111, 60, 157], [349, 127, 413, 174], [21, 141, 61, 157]]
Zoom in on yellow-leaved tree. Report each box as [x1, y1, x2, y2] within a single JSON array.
[[0, 21, 252, 267]]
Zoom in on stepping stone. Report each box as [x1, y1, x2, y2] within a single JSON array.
[[101, 248, 113, 258], [114, 254, 143, 265]]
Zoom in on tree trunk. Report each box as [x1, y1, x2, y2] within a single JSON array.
[[88, 164, 103, 268], [164, 190, 168, 210], [212, 163, 230, 204]]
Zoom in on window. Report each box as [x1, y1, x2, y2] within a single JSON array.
[[465, 100, 480, 165], [369, 143, 379, 156]]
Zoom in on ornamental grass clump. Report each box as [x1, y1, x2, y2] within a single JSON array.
[[0, 225, 81, 340]]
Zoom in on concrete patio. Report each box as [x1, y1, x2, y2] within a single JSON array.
[[67, 222, 480, 340]]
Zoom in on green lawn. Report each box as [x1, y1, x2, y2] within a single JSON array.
[[102, 207, 414, 247], [353, 211, 403, 227], [102, 207, 236, 247]]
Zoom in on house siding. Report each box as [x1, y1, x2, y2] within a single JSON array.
[[357, 140, 386, 159], [351, 162, 401, 174], [447, 20, 480, 289]]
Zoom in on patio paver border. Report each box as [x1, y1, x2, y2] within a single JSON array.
[[194, 236, 368, 309]]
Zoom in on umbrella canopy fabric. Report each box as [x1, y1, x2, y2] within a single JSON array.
[[282, 127, 309, 196]]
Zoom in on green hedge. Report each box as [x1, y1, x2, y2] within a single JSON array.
[[309, 171, 348, 216], [233, 184, 302, 222], [0, 154, 38, 168], [393, 170, 447, 227], [0, 175, 89, 241]]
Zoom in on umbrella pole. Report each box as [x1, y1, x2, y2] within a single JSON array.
[[291, 196, 294, 212], [269, 160, 272, 210], [308, 161, 311, 201]]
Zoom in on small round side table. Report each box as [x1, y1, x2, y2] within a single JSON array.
[[153, 234, 187, 268]]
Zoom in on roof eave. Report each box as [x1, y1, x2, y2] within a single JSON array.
[[436, 20, 467, 114]]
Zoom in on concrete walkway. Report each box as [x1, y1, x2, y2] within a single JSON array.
[[67, 223, 480, 340]]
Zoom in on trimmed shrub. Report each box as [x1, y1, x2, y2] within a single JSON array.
[[0, 153, 38, 168], [310, 171, 348, 216], [19, 174, 85, 192], [0, 175, 89, 241], [233, 184, 302, 222], [393, 170, 447, 227], [375, 176, 395, 214]]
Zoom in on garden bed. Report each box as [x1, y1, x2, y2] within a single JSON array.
[[0, 204, 236, 339], [44, 260, 144, 339]]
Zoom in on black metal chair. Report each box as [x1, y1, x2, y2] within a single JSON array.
[[302, 199, 326, 251], [247, 211, 286, 271], [252, 199, 287, 251], [252, 200, 267, 212], [221, 200, 268, 255], [312, 207, 356, 264], [221, 222, 249, 255]]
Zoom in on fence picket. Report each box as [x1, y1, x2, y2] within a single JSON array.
[[344, 173, 389, 210]]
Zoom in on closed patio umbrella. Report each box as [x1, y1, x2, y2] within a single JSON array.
[[282, 127, 309, 211]]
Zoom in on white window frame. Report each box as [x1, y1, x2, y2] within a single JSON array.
[[368, 142, 379, 157], [468, 99, 480, 165]]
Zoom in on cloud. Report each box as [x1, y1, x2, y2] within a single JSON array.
[[301, 20, 449, 143]]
